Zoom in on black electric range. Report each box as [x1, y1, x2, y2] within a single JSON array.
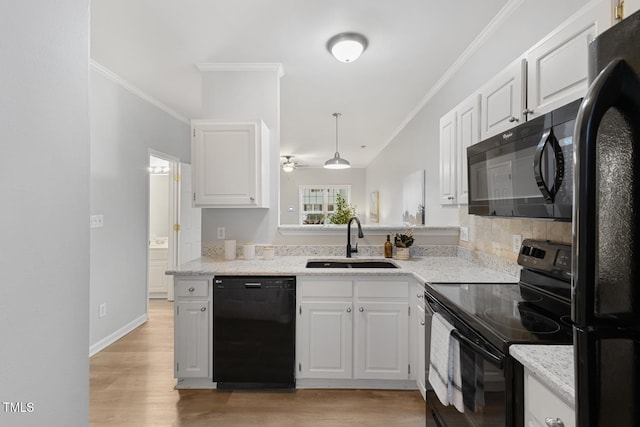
[[424, 239, 573, 427]]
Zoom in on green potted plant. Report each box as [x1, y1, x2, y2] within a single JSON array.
[[328, 193, 357, 224], [394, 229, 414, 260]]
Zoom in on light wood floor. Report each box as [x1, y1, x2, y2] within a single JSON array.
[[90, 300, 426, 426]]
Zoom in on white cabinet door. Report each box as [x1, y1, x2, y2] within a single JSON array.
[[479, 58, 526, 140], [299, 301, 353, 379], [354, 301, 409, 380], [174, 300, 210, 378], [439, 110, 457, 205], [527, 0, 611, 119], [191, 121, 269, 208], [626, 0, 640, 17], [148, 248, 168, 298], [525, 370, 575, 427], [455, 94, 481, 205]]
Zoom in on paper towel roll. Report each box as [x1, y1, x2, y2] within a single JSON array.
[[224, 240, 237, 260]]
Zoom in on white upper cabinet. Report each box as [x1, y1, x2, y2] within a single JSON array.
[[479, 58, 526, 140], [191, 120, 269, 208], [526, 0, 611, 119], [455, 94, 481, 205], [439, 93, 480, 206], [439, 110, 457, 205]]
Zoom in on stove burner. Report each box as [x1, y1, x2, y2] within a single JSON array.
[[482, 309, 560, 334], [559, 315, 573, 327]]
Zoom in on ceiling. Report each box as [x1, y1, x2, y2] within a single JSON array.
[[91, 0, 510, 168]]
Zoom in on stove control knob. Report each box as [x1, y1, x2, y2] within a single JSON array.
[[544, 418, 564, 427]]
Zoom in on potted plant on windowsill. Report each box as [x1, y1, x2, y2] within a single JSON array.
[[394, 229, 414, 260]]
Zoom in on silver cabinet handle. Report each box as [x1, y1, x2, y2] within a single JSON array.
[[447, 196, 454, 200], [188, 287, 195, 292], [523, 108, 534, 116], [420, 321, 425, 326], [346, 307, 352, 313], [545, 418, 564, 427], [509, 116, 519, 123], [359, 307, 364, 312], [249, 196, 255, 201], [417, 293, 423, 299], [200, 306, 207, 312]]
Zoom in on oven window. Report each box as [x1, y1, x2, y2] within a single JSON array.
[[427, 360, 505, 427]]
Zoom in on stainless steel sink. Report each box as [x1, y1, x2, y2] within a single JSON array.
[[305, 259, 398, 269]]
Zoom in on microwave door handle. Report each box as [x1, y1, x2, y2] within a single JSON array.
[[534, 129, 554, 203]]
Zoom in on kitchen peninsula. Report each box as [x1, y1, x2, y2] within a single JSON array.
[[167, 250, 519, 390]]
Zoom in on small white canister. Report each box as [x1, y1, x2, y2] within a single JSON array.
[[224, 239, 237, 260], [243, 243, 256, 260], [263, 246, 275, 260]]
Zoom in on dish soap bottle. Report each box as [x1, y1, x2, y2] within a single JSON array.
[[384, 235, 393, 258]]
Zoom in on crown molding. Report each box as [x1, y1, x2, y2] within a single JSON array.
[[196, 62, 285, 78], [90, 60, 190, 125], [384, 0, 525, 147]]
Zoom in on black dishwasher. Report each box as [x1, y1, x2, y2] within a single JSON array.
[[213, 276, 296, 389]]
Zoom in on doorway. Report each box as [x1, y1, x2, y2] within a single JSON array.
[[148, 153, 177, 300]]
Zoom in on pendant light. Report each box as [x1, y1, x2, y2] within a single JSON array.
[[324, 112, 351, 169]]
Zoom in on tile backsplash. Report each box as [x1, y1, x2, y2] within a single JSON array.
[[459, 211, 572, 262]]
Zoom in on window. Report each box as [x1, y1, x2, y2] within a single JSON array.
[[299, 185, 351, 224]]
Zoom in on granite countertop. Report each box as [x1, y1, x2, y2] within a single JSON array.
[[166, 255, 519, 284], [510, 344, 574, 407]]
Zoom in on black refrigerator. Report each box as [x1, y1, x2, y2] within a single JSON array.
[[572, 9, 640, 427]]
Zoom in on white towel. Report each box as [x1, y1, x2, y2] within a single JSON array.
[[428, 312, 464, 413]]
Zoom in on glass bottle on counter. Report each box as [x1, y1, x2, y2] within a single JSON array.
[[384, 234, 393, 258]]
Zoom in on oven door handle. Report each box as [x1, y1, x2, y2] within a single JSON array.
[[451, 329, 503, 369]]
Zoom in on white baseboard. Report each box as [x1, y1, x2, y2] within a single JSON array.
[[89, 313, 148, 357]]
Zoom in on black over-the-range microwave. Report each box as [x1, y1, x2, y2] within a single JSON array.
[[466, 98, 582, 220]]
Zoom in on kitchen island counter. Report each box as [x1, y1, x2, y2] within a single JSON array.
[[166, 255, 519, 284]]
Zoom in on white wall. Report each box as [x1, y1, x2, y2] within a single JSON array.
[[280, 168, 366, 225], [366, 0, 588, 226], [0, 1, 90, 425], [89, 66, 189, 352], [199, 68, 281, 245]]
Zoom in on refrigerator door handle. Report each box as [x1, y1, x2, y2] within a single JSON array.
[[573, 58, 640, 326], [534, 128, 563, 203]]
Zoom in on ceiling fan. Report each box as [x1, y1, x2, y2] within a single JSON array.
[[281, 155, 310, 172]]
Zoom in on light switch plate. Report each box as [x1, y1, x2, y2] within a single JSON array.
[[90, 214, 104, 228], [217, 227, 225, 239]]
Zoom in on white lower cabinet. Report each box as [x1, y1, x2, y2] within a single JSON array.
[[174, 277, 213, 387], [416, 301, 426, 399], [524, 369, 575, 427], [297, 276, 412, 387], [299, 300, 353, 379], [148, 247, 169, 298]]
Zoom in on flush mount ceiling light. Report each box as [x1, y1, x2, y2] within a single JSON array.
[[327, 32, 368, 63], [282, 156, 295, 173], [324, 112, 351, 169]]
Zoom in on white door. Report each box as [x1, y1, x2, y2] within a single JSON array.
[[626, 0, 640, 16], [177, 163, 202, 265]]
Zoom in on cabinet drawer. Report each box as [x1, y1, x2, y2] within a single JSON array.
[[176, 280, 209, 298], [301, 280, 352, 298], [356, 280, 409, 298]]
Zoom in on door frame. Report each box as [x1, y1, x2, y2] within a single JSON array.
[[148, 149, 180, 302]]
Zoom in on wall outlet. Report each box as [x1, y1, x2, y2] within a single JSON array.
[[512, 234, 523, 254], [217, 227, 225, 239], [90, 214, 104, 228], [460, 226, 469, 242], [99, 303, 107, 318]]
